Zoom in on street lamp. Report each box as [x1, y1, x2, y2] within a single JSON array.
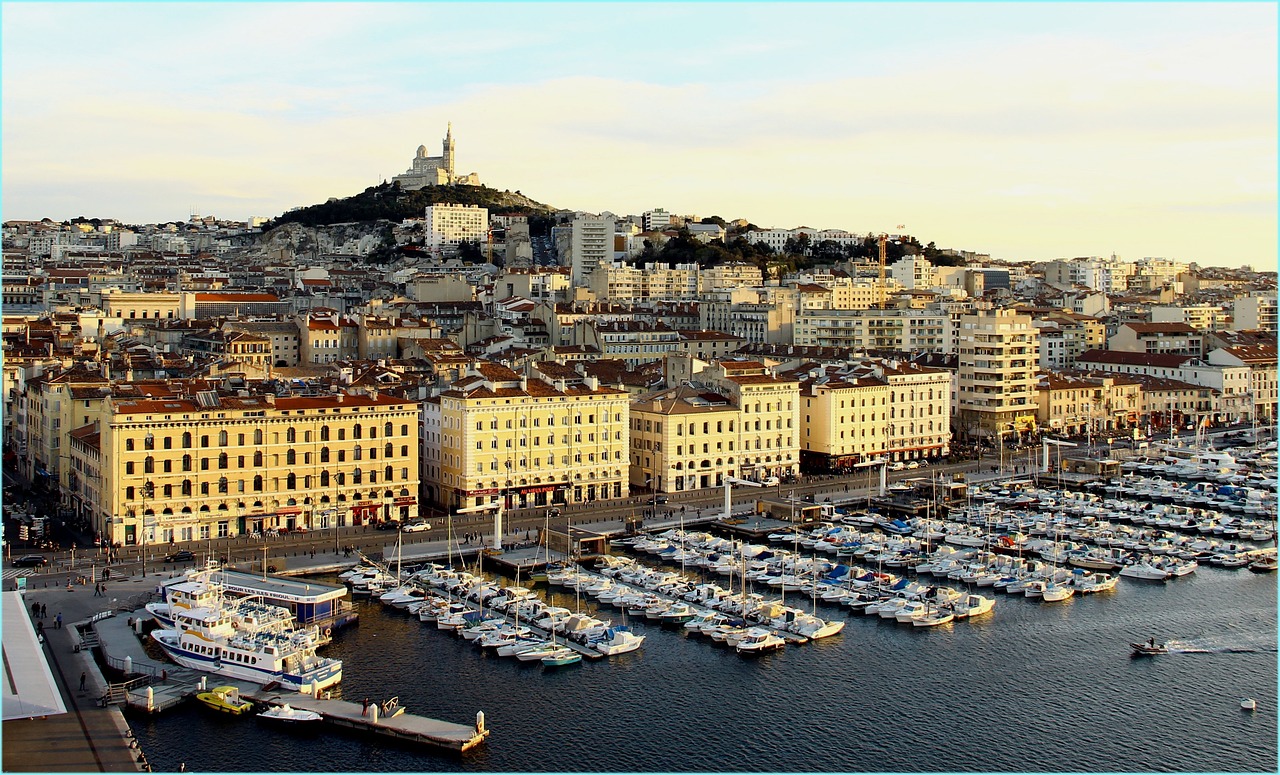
[[140, 480, 154, 577]]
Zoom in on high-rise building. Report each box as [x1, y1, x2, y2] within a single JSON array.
[[570, 214, 615, 286], [956, 310, 1039, 439], [424, 203, 488, 256]]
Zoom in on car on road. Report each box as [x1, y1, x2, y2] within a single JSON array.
[[377, 520, 402, 531], [762, 476, 781, 487], [655, 495, 670, 505], [12, 554, 48, 567], [905, 461, 921, 470], [163, 550, 195, 563], [401, 521, 432, 533], [889, 461, 906, 471]]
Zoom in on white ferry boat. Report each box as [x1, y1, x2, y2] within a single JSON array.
[[151, 596, 342, 693]]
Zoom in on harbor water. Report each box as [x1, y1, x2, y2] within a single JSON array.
[[130, 565, 1276, 772]]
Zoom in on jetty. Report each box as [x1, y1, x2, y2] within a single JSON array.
[[87, 602, 488, 754]]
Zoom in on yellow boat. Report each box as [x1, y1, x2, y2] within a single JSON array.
[[196, 685, 253, 715]]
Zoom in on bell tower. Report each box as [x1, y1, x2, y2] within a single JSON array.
[[442, 122, 456, 179]]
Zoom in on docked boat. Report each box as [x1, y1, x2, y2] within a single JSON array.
[[1248, 555, 1278, 573], [258, 703, 322, 723], [151, 593, 342, 693], [734, 627, 785, 655], [541, 647, 583, 667], [592, 627, 645, 656], [196, 685, 254, 714], [1130, 640, 1169, 656]]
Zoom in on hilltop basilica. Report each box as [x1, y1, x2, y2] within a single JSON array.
[[392, 123, 481, 189]]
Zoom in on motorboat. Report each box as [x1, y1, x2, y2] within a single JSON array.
[[913, 608, 955, 627], [196, 685, 253, 714], [592, 627, 646, 656], [734, 627, 785, 654], [258, 703, 322, 723], [1248, 555, 1278, 573], [1130, 640, 1169, 656], [1241, 697, 1257, 711]]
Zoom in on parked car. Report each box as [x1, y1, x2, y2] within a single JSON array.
[[377, 520, 401, 531], [401, 521, 431, 533], [163, 550, 195, 563], [889, 461, 906, 471], [655, 495, 670, 505], [12, 554, 48, 567], [762, 476, 781, 487]]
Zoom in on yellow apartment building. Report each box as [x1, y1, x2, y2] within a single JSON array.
[[629, 384, 741, 493]]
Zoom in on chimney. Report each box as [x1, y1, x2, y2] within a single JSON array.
[[264, 393, 275, 406], [654, 399, 662, 412], [335, 393, 344, 403]]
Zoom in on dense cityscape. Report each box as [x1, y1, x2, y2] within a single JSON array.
[[3, 128, 1276, 551]]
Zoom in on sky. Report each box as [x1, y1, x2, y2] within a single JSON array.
[[2, 2, 1275, 268]]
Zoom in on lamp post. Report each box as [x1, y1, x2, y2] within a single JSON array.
[[140, 480, 154, 577]]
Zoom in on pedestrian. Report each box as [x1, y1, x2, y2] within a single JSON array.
[[35, 620, 43, 635], [79, 672, 87, 691], [30, 600, 39, 618], [362, 697, 370, 716], [55, 612, 62, 629], [40, 603, 47, 619]]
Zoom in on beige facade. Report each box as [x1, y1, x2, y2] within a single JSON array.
[[86, 391, 421, 547], [700, 263, 763, 292], [956, 310, 1040, 438], [701, 360, 800, 481], [101, 290, 182, 321], [794, 308, 952, 352], [629, 384, 741, 493], [431, 363, 630, 510]]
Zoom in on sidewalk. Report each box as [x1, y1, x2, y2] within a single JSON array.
[[3, 575, 154, 772]]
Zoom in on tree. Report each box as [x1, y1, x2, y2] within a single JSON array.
[[700, 215, 727, 228]]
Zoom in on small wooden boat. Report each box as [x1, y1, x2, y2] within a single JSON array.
[[541, 647, 583, 667], [258, 703, 322, 723], [1130, 641, 1169, 656], [1241, 697, 1257, 711], [196, 685, 253, 715]]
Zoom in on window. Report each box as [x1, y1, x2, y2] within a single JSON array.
[[126, 438, 135, 451], [253, 475, 263, 492], [218, 430, 228, 446], [253, 429, 263, 445], [200, 482, 210, 495], [401, 445, 409, 457], [286, 427, 296, 443], [218, 453, 228, 469], [320, 470, 330, 487], [385, 443, 394, 458], [163, 484, 173, 497], [353, 424, 363, 440], [163, 436, 172, 450], [320, 447, 330, 463], [321, 425, 330, 441], [286, 473, 297, 490], [354, 445, 363, 461], [401, 424, 408, 436], [385, 465, 394, 481], [182, 432, 193, 449], [182, 479, 193, 497], [237, 433, 245, 445], [200, 435, 209, 448], [352, 469, 363, 485], [384, 422, 394, 437], [125, 486, 135, 500], [286, 449, 296, 465], [217, 476, 228, 494]]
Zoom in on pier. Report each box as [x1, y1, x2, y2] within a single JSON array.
[[87, 604, 489, 754]]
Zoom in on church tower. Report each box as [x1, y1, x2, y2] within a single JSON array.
[[442, 122, 456, 179]]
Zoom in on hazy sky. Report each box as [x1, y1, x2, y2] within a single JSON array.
[[2, 2, 1275, 267]]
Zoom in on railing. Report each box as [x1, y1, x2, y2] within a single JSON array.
[[102, 676, 150, 706]]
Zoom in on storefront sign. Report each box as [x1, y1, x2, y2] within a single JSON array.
[[393, 497, 415, 506], [520, 485, 557, 494], [276, 507, 302, 515]]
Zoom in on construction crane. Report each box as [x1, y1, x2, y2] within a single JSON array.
[[876, 225, 907, 310]]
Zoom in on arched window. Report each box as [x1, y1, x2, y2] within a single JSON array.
[[352, 469, 363, 485], [354, 445, 363, 461], [320, 447, 330, 463], [181, 479, 193, 497], [286, 449, 296, 465], [286, 427, 296, 443], [286, 473, 297, 490], [320, 426, 330, 441], [253, 451, 263, 467], [218, 430, 228, 446], [320, 470, 330, 487], [218, 453, 228, 469], [385, 442, 394, 458], [144, 456, 155, 474], [182, 432, 192, 449], [353, 424, 363, 440], [385, 465, 394, 482], [182, 454, 193, 472], [217, 476, 228, 494], [254, 429, 263, 445], [253, 475, 263, 492], [384, 422, 394, 437]]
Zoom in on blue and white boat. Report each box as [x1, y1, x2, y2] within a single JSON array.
[[150, 594, 342, 693]]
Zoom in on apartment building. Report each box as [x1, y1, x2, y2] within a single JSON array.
[[699, 360, 800, 482], [570, 214, 616, 287], [1232, 294, 1278, 333], [424, 203, 488, 256], [955, 310, 1040, 439], [431, 363, 630, 510], [1107, 322, 1203, 357], [82, 389, 421, 547], [794, 308, 953, 352], [628, 384, 741, 493]]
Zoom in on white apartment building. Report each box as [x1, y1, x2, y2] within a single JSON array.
[[424, 203, 488, 256], [570, 214, 616, 287], [1232, 294, 1278, 333], [888, 256, 936, 290]]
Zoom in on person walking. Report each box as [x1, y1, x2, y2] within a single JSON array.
[[40, 603, 47, 619], [55, 612, 62, 629], [79, 672, 87, 691]]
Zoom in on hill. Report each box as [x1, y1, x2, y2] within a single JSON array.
[[263, 181, 558, 230]]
